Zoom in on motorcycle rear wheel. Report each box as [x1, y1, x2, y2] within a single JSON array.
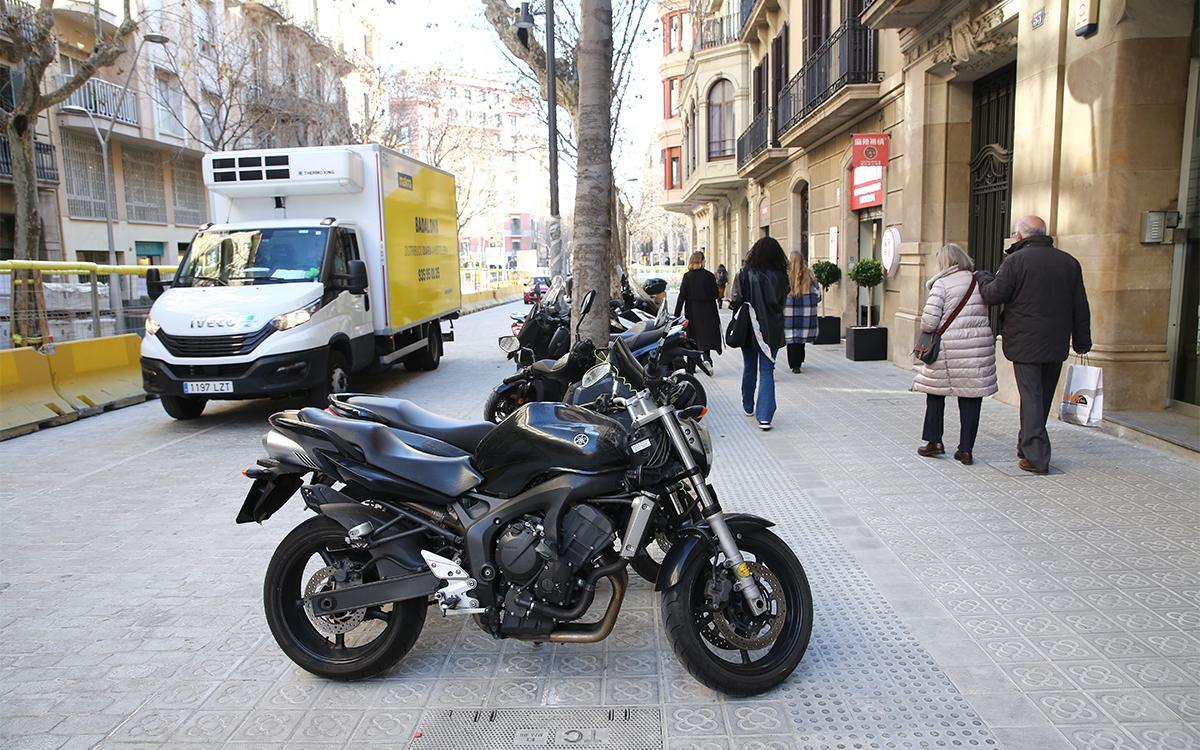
[[264, 516, 426, 681], [661, 528, 812, 695], [483, 386, 521, 423]]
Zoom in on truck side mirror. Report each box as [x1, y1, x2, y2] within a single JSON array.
[[347, 259, 368, 295], [146, 267, 165, 300]]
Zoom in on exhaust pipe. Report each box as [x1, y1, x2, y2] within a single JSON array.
[[512, 566, 629, 645]]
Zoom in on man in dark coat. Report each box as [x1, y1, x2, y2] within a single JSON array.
[[976, 215, 1092, 474]]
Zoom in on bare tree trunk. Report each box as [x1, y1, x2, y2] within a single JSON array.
[[571, 0, 613, 346], [7, 117, 47, 344]]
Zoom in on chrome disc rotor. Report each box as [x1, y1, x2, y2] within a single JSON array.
[[304, 565, 366, 635], [712, 562, 786, 650]]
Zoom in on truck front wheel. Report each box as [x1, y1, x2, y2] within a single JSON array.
[[309, 351, 349, 406], [161, 395, 207, 420]]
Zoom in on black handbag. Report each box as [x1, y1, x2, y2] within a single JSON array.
[[725, 274, 752, 348], [913, 276, 976, 365]]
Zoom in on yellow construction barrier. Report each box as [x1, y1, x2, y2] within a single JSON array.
[[0, 346, 76, 438], [44, 334, 145, 413]]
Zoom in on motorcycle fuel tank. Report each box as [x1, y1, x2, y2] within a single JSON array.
[[474, 402, 629, 496]]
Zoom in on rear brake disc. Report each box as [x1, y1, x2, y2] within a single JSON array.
[[304, 565, 366, 635]]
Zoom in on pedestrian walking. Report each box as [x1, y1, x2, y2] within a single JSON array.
[[715, 264, 729, 309], [784, 251, 820, 373], [912, 243, 997, 465], [730, 237, 788, 430], [976, 215, 1092, 474], [674, 251, 722, 366]]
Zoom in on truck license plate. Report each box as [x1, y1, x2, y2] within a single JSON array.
[[183, 380, 233, 394]]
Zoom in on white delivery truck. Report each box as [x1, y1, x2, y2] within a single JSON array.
[[140, 144, 462, 419]]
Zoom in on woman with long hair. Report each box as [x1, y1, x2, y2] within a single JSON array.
[[912, 243, 997, 465], [730, 236, 788, 429], [673, 251, 722, 365], [784, 251, 821, 373]]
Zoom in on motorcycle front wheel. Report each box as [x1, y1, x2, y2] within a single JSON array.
[[264, 516, 426, 681], [483, 386, 522, 423], [661, 527, 812, 696]]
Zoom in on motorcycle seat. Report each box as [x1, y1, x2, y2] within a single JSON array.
[[297, 407, 483, 501], [341, 395, 495, 454], [530, 354, 573, 375], [612, 326, 665, 353]]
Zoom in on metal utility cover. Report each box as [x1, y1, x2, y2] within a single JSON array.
[[413, 708, 663, 750]]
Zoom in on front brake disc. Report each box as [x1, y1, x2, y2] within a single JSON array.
[[712, 562, 786, 650], [304, 565, 366, 636]]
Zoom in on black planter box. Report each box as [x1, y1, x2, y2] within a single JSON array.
[[846, 326, 888, 361], [816, 316, 841, 344]]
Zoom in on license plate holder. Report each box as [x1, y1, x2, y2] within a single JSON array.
[[183, 380, 233, 394]]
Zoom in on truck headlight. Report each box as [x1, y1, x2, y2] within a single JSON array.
[[144, 316, 161, 335], [271, 299, 322, 331]]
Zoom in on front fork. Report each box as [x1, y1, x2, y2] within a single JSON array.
[[628, 395, 769, 616]]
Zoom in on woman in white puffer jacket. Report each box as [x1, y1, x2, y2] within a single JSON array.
[[912, 243, 997, 465]]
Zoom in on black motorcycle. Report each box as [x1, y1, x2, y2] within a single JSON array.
[[508, 278, 571, 363], [238, 337, 813, 695], [487, 292, 708, 423]]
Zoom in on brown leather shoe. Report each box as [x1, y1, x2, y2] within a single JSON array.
[[1019, 458, 1048, 475], [954, 450, 973, 465], [917, 442, 945, 457]]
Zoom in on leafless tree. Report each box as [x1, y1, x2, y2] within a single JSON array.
[[0, 0, 136, 343], [346, 64, 404, 149], [571, 0, 613, 345]]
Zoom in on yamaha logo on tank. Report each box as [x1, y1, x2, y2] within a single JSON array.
[[572, 433, 589, 448]]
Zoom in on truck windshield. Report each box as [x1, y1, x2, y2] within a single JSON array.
[[175, 227, 328, 287]]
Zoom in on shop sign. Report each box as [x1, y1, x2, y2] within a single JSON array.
[[881, 227, 901, 277], [851, 133, 889, 168], [850, 165, 884, 211]]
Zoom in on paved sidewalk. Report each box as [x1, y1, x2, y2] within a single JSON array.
[[0, 300, 1195, 750]]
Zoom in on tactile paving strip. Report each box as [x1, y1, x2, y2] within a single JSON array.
[[412, 707, 662, 749]]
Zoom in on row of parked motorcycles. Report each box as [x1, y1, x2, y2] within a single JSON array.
[[237, 275, 813, 696]]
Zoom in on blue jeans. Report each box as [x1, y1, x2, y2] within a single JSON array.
[[741, 345, 778, 423]]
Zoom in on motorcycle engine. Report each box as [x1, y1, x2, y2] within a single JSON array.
[[496, 506, 615, 635]]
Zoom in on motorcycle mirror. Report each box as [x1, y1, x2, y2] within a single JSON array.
[[580, 362, 609, 389], [498, 335, 520, 353], [518, 348, 535, 367], [580, 289, 595, 318]]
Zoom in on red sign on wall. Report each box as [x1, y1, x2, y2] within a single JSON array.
[[850, 133, 889, 210], [851, 133, 889, 168]]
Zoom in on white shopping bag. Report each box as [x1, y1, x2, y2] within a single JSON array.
[[1060, 360, 1103, 427]]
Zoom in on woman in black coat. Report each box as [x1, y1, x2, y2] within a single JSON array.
[[730, 237, 788, 430], [673, 251, 722, 365]]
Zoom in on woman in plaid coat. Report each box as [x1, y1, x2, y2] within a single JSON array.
[[784, 251, 821, 373]]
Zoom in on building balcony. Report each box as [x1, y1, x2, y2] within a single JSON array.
[[697, 13, 739, 50], [774, 18, 883, 150], [58, 77, 140, 126], [0, 137, 61, 184], [52, 0, 119, 35], [738, 0, 780, 43], [859, 0, 944, 29], [736, 108, 787, 178], [680, 153, 743, 207]]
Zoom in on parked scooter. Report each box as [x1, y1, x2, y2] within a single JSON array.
[[238, 336, 813, 694]]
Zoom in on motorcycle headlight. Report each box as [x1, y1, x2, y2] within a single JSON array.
[[144, 316, 161, 335], [271, 299, 322, 331]]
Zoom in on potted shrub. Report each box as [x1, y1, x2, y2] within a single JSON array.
[[846, 258, 887, 361], [811, 260, 842, 344]]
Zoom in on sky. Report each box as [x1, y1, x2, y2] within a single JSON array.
[[374, 0, 660, 189]]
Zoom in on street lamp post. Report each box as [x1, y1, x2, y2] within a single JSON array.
[[64, 32, 169, 328], [515, 2, 562, 278]]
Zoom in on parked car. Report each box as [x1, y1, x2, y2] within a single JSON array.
[[524, 276, 552, 304]]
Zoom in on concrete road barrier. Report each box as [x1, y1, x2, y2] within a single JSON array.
[[0, 346, 76, 438], [45, 334, 146, 413], [462, 284, 524, 314]]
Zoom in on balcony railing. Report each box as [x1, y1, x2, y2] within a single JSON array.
[[0, 137, 61, 183], [775, 18, 881, 136], [736, 107, 772, 168], [739, 0, 756, 35], [60, 77, 139, 125], [697, 14, 739, 50]]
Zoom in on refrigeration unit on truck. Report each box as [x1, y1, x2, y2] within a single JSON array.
[[140, 144, 462, 420]]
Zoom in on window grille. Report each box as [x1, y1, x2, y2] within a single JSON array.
[[121, 144, 167, 223], [172, 157, 206, 226], [61, 131, 114, 219]]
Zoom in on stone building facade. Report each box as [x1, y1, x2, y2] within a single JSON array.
[[661, 0, 1199, 416]]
